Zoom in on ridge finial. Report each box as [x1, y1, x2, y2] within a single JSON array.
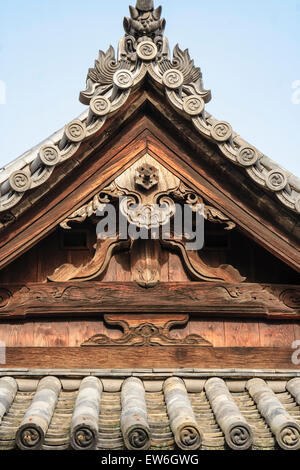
[[135, 0, 154, 11]]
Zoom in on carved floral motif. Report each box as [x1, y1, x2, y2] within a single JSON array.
[[134, 163, 159, 190]]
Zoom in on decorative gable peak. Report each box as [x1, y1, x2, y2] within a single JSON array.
[[79, 0, 211, 105], [0, 1, 299, 224]]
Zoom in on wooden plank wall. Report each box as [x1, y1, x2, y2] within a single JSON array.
[[0, 228, 299, 349], [0, 319, 298, 348], [0, 251, 298, 348]]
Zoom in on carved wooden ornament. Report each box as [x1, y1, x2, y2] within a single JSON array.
[[48, 153, 245, 286], [81, 314, 212, 347]]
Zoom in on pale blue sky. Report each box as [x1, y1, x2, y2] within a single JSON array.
[[0, 0, 299, 175]]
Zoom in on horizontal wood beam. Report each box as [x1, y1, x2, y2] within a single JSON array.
[[0, 282, 299, 321], [3, 347, 300, 369]]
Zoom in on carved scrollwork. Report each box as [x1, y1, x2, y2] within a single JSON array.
[[157, 45, 211, 100], [279, 289, 300, 309], [0, 288, 12, 309], [131, 239, 161, 288], [55, 154, 242, 285], [161, 238, 245, 283], [48, 236, 130, 282], [120, 195, 176, 229], [204, 205, 236, 231], [81, 314, 213, 347], [87, 46, 121, 86]]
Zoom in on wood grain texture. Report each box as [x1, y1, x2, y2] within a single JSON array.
[[224, 322, 261, 348], [4, 347, 300, 369], [0, 282, 299, 321], [48, 236, 130, 282], [131, 240, 161, 288], [259, 323, 296, 347], [294, 324, 300, 342], [189, 321, 225, 348], [0, 319, 299, 348], [163, 238, 245, 283]]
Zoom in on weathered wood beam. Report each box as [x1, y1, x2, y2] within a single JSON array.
[[247, 378, 300, 451], [4, 347, 300, 369], [205, 377, 253, 450], [163, 377, 202, 450], [121, 377, 151, 450], [70, 377, 102, 450], [0, 377, 17, 424], [0, 282, 299, 321], [15, 376, 61, 450]]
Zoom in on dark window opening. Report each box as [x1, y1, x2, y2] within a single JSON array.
[[60, 230, 89, 250], [204, 230, 230, 250]]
